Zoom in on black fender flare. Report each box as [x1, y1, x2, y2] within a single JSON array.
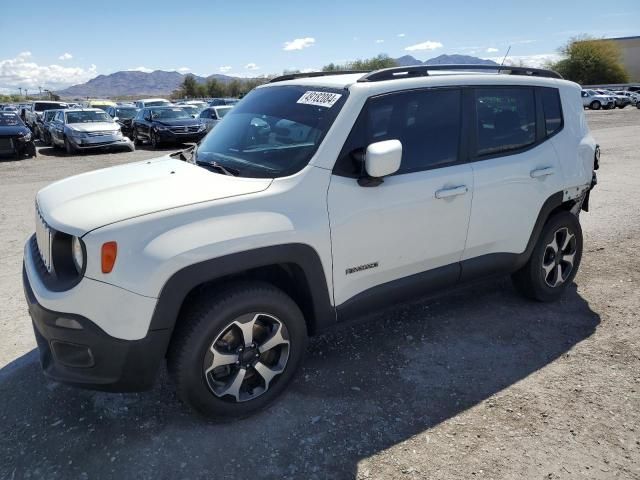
[[148, 243, 336, 336]]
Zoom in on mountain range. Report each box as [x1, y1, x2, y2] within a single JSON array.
[[57, 54, 498, 98]]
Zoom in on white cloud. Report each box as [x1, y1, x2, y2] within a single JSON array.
[[128, 66, 153, 73], [177, 67, 190, 73], [58, 52, 73, 61], [486, 47, 499, 53], [283, 37, 315, 51], [0, 51, 97, 92], [375, 39, 385, 44], [244, 63, 260, 71], [405, 40, 443, 51], [219, 66, 232, 73], [484, 53, 563, 68], [397, 33, 406, 38]]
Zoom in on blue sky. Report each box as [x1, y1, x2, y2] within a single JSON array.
[[0, 0, 638, 93]]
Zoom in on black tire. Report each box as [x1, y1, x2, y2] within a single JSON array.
[[132, 128, 141, 146], [590, 100, 601, 110], [618, 104, 626, 109], [168, 281, 308, 419], [512, 211, 583, 302], [151, 130, 160, 149], [64, 137, 76, 155]]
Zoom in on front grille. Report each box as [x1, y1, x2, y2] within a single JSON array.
[[0, 138, 12, 148], [35, 205, 54, 273], [169, 125, 201, 134], [86, 131, 116, 137]]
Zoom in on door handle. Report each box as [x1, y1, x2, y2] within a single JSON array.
[[435, 185, 468, 199], [530, 167, 555, 178]]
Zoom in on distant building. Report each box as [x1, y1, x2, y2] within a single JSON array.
[[605, 36, 640, 82]]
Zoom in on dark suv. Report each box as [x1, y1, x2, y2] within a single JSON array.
[[105, 106, 139, 139], [131, 106, 207, 148]]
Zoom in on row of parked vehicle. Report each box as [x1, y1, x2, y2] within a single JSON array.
[[581, 87, 640, 110], [0, 97, 237, 158]]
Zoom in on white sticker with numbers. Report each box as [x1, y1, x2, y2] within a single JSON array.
[[297, 91, 342, 108]]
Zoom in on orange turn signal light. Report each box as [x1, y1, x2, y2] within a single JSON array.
[[101, 242, 118, 273]]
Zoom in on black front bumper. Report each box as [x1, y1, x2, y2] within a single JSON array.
[[157, 130, 206, 144], [23, 266, 171, 392]]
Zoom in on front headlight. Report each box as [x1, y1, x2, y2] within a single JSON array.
[[198, 123, 207, 131], [18, 132, 32, 142], [70, 129, 87, 138], [155, 125, 169, 131], [71, 236, 85, 273]]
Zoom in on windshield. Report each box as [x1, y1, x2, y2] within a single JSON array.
[[0, 112, 22, 126], [151, 107, 192, 120], [34, 102, 67, 112], [116, 108, 138, 119], [66, 111, 111, 124], [195, 86, 348, 178], [146, 100, 171, 107], [180, 105, 200, 115], [43, 111, 58, 121], [91, 104, 112, 111], [215, 106, 232, 118]]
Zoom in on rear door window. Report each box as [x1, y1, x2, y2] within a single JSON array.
[[474, 88, 536, 156]]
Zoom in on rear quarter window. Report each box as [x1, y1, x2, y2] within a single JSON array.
[[540, 87, 563, 137]]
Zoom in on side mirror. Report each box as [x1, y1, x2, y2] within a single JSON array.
[[360, 140, 402, 186], [112, 116, 119, 122]]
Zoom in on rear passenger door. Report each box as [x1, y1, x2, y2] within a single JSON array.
[[462, 86, 564, 273], [328, 88, 473, 309]]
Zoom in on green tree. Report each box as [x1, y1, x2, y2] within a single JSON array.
[[550, 36, 629, 84], [322, 54, 398, 72], [177, 74, 201, 98], [205, 78, 226, 98]]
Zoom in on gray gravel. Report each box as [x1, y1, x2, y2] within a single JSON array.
[[1, 108, 639, 479]]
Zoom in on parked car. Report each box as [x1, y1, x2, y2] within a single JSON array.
[[0, 111, 36, 158], [614, 91, 639, 106], [49, 108, 134, 154], [596, 90, 630, 109], [23, 65, 599, 419], [105, 105, 139, 139], [581, 90, 614, 110], [199, 105, 233, 132], [177, 104, 203, 117], [24, 101, 68, 130], [3, 105, 18, 112], [131, 106, 207, 148], [34, 109, 64, 144], [177, 100, 208, 110], [134, 98, 172, 109], [208, 97, 239, 106], [84, 99, 117, 111]]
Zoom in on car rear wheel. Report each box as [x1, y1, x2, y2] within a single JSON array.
[[132, 128, 141, 146], [512, 211, 583, 302], [168, 282, 308, 419], [590, 100, 601, 110]]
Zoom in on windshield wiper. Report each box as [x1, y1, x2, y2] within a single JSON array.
[[198, 161, 240, 176]]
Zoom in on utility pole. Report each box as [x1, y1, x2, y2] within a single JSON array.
[[38, 86, 42, 97], [19, 87, 22, 97], [25, 88, 28, 99]]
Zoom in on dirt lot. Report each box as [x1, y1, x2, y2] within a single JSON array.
[[0, 108, 639, 479]]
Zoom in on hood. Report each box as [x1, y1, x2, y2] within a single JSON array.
[[67, 122, 119, 133], [36, 156, 272, 236], [155, 118, 202, 127], [0, 125, 30, 136]]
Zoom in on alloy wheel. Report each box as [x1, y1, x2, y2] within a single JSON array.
[[203, 312, 290, 403], [542, 227, 577, 288]]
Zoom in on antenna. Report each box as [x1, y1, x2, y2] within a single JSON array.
[[500, 46, 512, 67]]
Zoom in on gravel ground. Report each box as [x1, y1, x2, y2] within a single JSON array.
[[0, 108, 639, 479]]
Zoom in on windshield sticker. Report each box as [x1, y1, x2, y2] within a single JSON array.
[[297, 91, 342, 108]]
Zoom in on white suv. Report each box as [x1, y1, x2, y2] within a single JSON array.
[[23, 65, 598, 418]]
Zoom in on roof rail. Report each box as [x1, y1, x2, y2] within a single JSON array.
[[269, 70, 368, 83], [358, 64, 563, 82]]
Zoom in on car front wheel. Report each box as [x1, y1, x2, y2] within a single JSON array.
[[590, 100, 601, 110], [512, 211, 583, 302], [64, 137, 76, 155], [168, 282, 308, 419]]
